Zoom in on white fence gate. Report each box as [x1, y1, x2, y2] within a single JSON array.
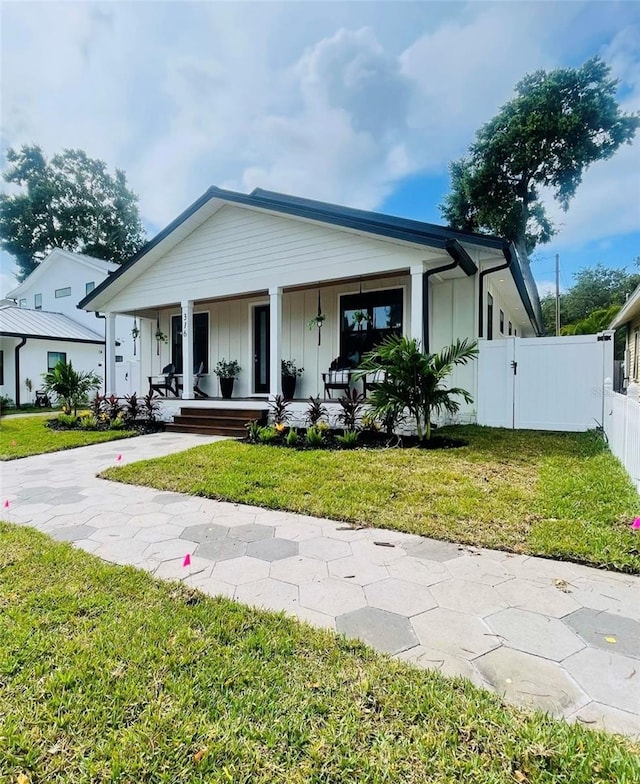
[[477, 333, 614, 431], [603, 384, 640, 492]]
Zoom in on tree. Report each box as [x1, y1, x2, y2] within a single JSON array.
[[440, 58, 639, 264], [355, 335, 478, 442], [41, 359, 101, 416], [0, 145, 146, 281]]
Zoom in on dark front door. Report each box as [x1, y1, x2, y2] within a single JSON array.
[[253, 305, 270, 393]]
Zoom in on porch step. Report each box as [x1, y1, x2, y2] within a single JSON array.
[[167, 406, 268, 437]]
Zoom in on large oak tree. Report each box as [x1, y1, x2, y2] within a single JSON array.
[[0, 145, 146, 281], [440, 58, 639, 266]]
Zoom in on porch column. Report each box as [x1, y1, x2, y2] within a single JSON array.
[[269, 286, 282, 397], [105, 313, 117, 395], [181, 300, 193, 399], [410, 264, 425, 346]]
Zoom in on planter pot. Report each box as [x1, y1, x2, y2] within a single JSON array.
[[282, 375, 297, 400], [219, 377, 235, 399]]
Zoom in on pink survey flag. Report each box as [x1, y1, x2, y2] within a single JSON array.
[[3, 500, 9, 509], [183, 553, 191, 567], [631, 518, 640, 530], [116, 454, 122, 462]]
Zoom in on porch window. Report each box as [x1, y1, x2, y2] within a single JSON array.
[[171, 312, 209, 374], [499, 309, 505, 335], [339, 288, 403, 366], [47, 351, 66, 371], [487, 293, 494, 340]]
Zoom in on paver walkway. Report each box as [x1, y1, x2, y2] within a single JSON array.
[[2, 432, 640, 739]]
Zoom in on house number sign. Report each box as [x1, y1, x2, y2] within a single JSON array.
[[182, 311, 188, 338]]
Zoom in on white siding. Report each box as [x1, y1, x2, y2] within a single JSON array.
[[105, 206, 433, 311]]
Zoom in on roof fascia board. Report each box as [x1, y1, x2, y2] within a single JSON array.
[[7, 248, 116, 298], [0, 331, 104, 344], [610, 282, 640, 328]]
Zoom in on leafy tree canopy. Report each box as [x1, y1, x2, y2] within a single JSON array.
[[440, 57, 639, 261], [0, 145, 146, 281]]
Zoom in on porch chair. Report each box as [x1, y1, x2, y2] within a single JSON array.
[[322, 357, 352, 399], [34, 390, 51, 408], [148, 364, 178, 397], [176, 362, 209, 399]]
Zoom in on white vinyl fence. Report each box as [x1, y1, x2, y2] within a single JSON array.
[[477, 333, 614, 432], [604, 381, 640, 492]]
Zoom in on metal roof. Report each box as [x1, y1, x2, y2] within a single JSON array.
[[0, 306, 105, 343]]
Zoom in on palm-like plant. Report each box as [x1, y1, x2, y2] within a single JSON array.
[[355, 336, 478, 442], [41, 360, 101, 416]]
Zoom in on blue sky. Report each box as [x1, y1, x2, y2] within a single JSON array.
[[1, 1, 639, 298]]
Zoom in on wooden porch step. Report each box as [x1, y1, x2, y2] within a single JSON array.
[[167, 406, 268, 436]]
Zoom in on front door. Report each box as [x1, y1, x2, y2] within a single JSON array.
[[253, 304, 270, 393]]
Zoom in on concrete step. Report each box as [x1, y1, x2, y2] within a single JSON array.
[[165, 423, 247, 437], [173, 415, 261, 428], [178, 407, 267, 421]]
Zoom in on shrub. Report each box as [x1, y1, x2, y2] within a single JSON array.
[[123, 393, 140, 423], [79, 414, 98, 430], [0, 395, 15, 414], [245, 420, 262, 443], [41, 359, 101, 416], [141, 392, 161, 423], [305, 425, 324, 448], [337, 388, 365, 431], [336, 429, 359, 449], [269, 394, 291, 425], [105, 394, 122, 421], [109, 415, 127, 430], [257, 426, 279, 444], [306, 396, 327, 426], [56, 413, 79, 428], [285, 427, 299, 447], [361, 412, 381, 432], [90, 392, 105, 417]]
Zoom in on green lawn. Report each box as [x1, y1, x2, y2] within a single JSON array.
[[0, 414, 136, 460], [103, 426, 640, 573], [1, 523, 637, 783]]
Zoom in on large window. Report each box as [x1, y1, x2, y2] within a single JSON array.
[[34, 293, 42, 310], [339, 288, 403, 367], [86, 281, 95, 295], [47, 351, 66, 371], [171, 312, 209, 374]]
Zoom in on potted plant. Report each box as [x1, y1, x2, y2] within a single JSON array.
[[281, 359, 303, 400], [214, 358, 241, 399]]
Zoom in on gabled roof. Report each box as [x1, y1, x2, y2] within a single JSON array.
[[6, 249, 118, 299], [610, 283, 640, 329], [0, 306, 105, 343], [78, 186, 542, 333]]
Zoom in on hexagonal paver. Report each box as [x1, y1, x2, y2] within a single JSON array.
[[486, 608, 584, 661], [144, 538, 196, 562], [564, 648, 640, 715], [212, 556, 270, 585], [184, 575, 236, 599], [337, 607, 418, 654], [387, 556, 450, 586], [246, 538, 299, 562], [564, 608, 640, 659], [180, 523, 229, 543], [94, 539, 149, 565], [406, 539, 463, 562], [89, 525, 140, 543], [50, 524, 96, 542], [475, 647, 588, 717], [569, 577, 640, 620], [496, 578, 580, 618], [396, 646, 484, 685], [507, 556, 580, 585], [431, 580, 508, 618], [133, 524, 186, 543], [235, 578, 299, 612], [274, 521, 324, 541], [154, 556, 213, 581], [299, 537, 352, 562], [570, 702, 640, 740], [364, 579, 437, 617], [227, 523, 274, 542], [328, 556, 389, 586], [151, 492, 186, 505], [349, 540, 407, 566], [299, 578, 366, 617], [196, 538, 247, 562], [128, 512, 174, 528], [446, 555, 514, 586], [411, 608, 501, 660], [270, 556, 328, 585]]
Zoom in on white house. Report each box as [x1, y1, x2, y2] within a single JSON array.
[[79, 187, 542, 430], [1, 249, 140, 405]]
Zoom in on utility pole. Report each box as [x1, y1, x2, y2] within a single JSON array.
[[555, 253, 560, 336]]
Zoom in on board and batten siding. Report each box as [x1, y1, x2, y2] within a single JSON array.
[[104, 206, 438, 312], [152, 276, 411, 399]]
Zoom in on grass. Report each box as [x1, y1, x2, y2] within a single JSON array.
[[103, 426, 640, 573], [1, 523, 638, 783], [0, 414, 136, 460]]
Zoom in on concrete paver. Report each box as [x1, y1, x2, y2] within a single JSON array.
[[3, 430, 639, 739]]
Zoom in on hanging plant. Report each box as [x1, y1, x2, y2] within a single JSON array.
[[131, 318, 140, 356], [307, 289, 326, 346], [154, 328, 168, 343]]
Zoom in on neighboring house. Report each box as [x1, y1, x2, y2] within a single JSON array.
[[610, 283, 640, 389], [1, 249, 139, 405], [79, 187, 542, 423]]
